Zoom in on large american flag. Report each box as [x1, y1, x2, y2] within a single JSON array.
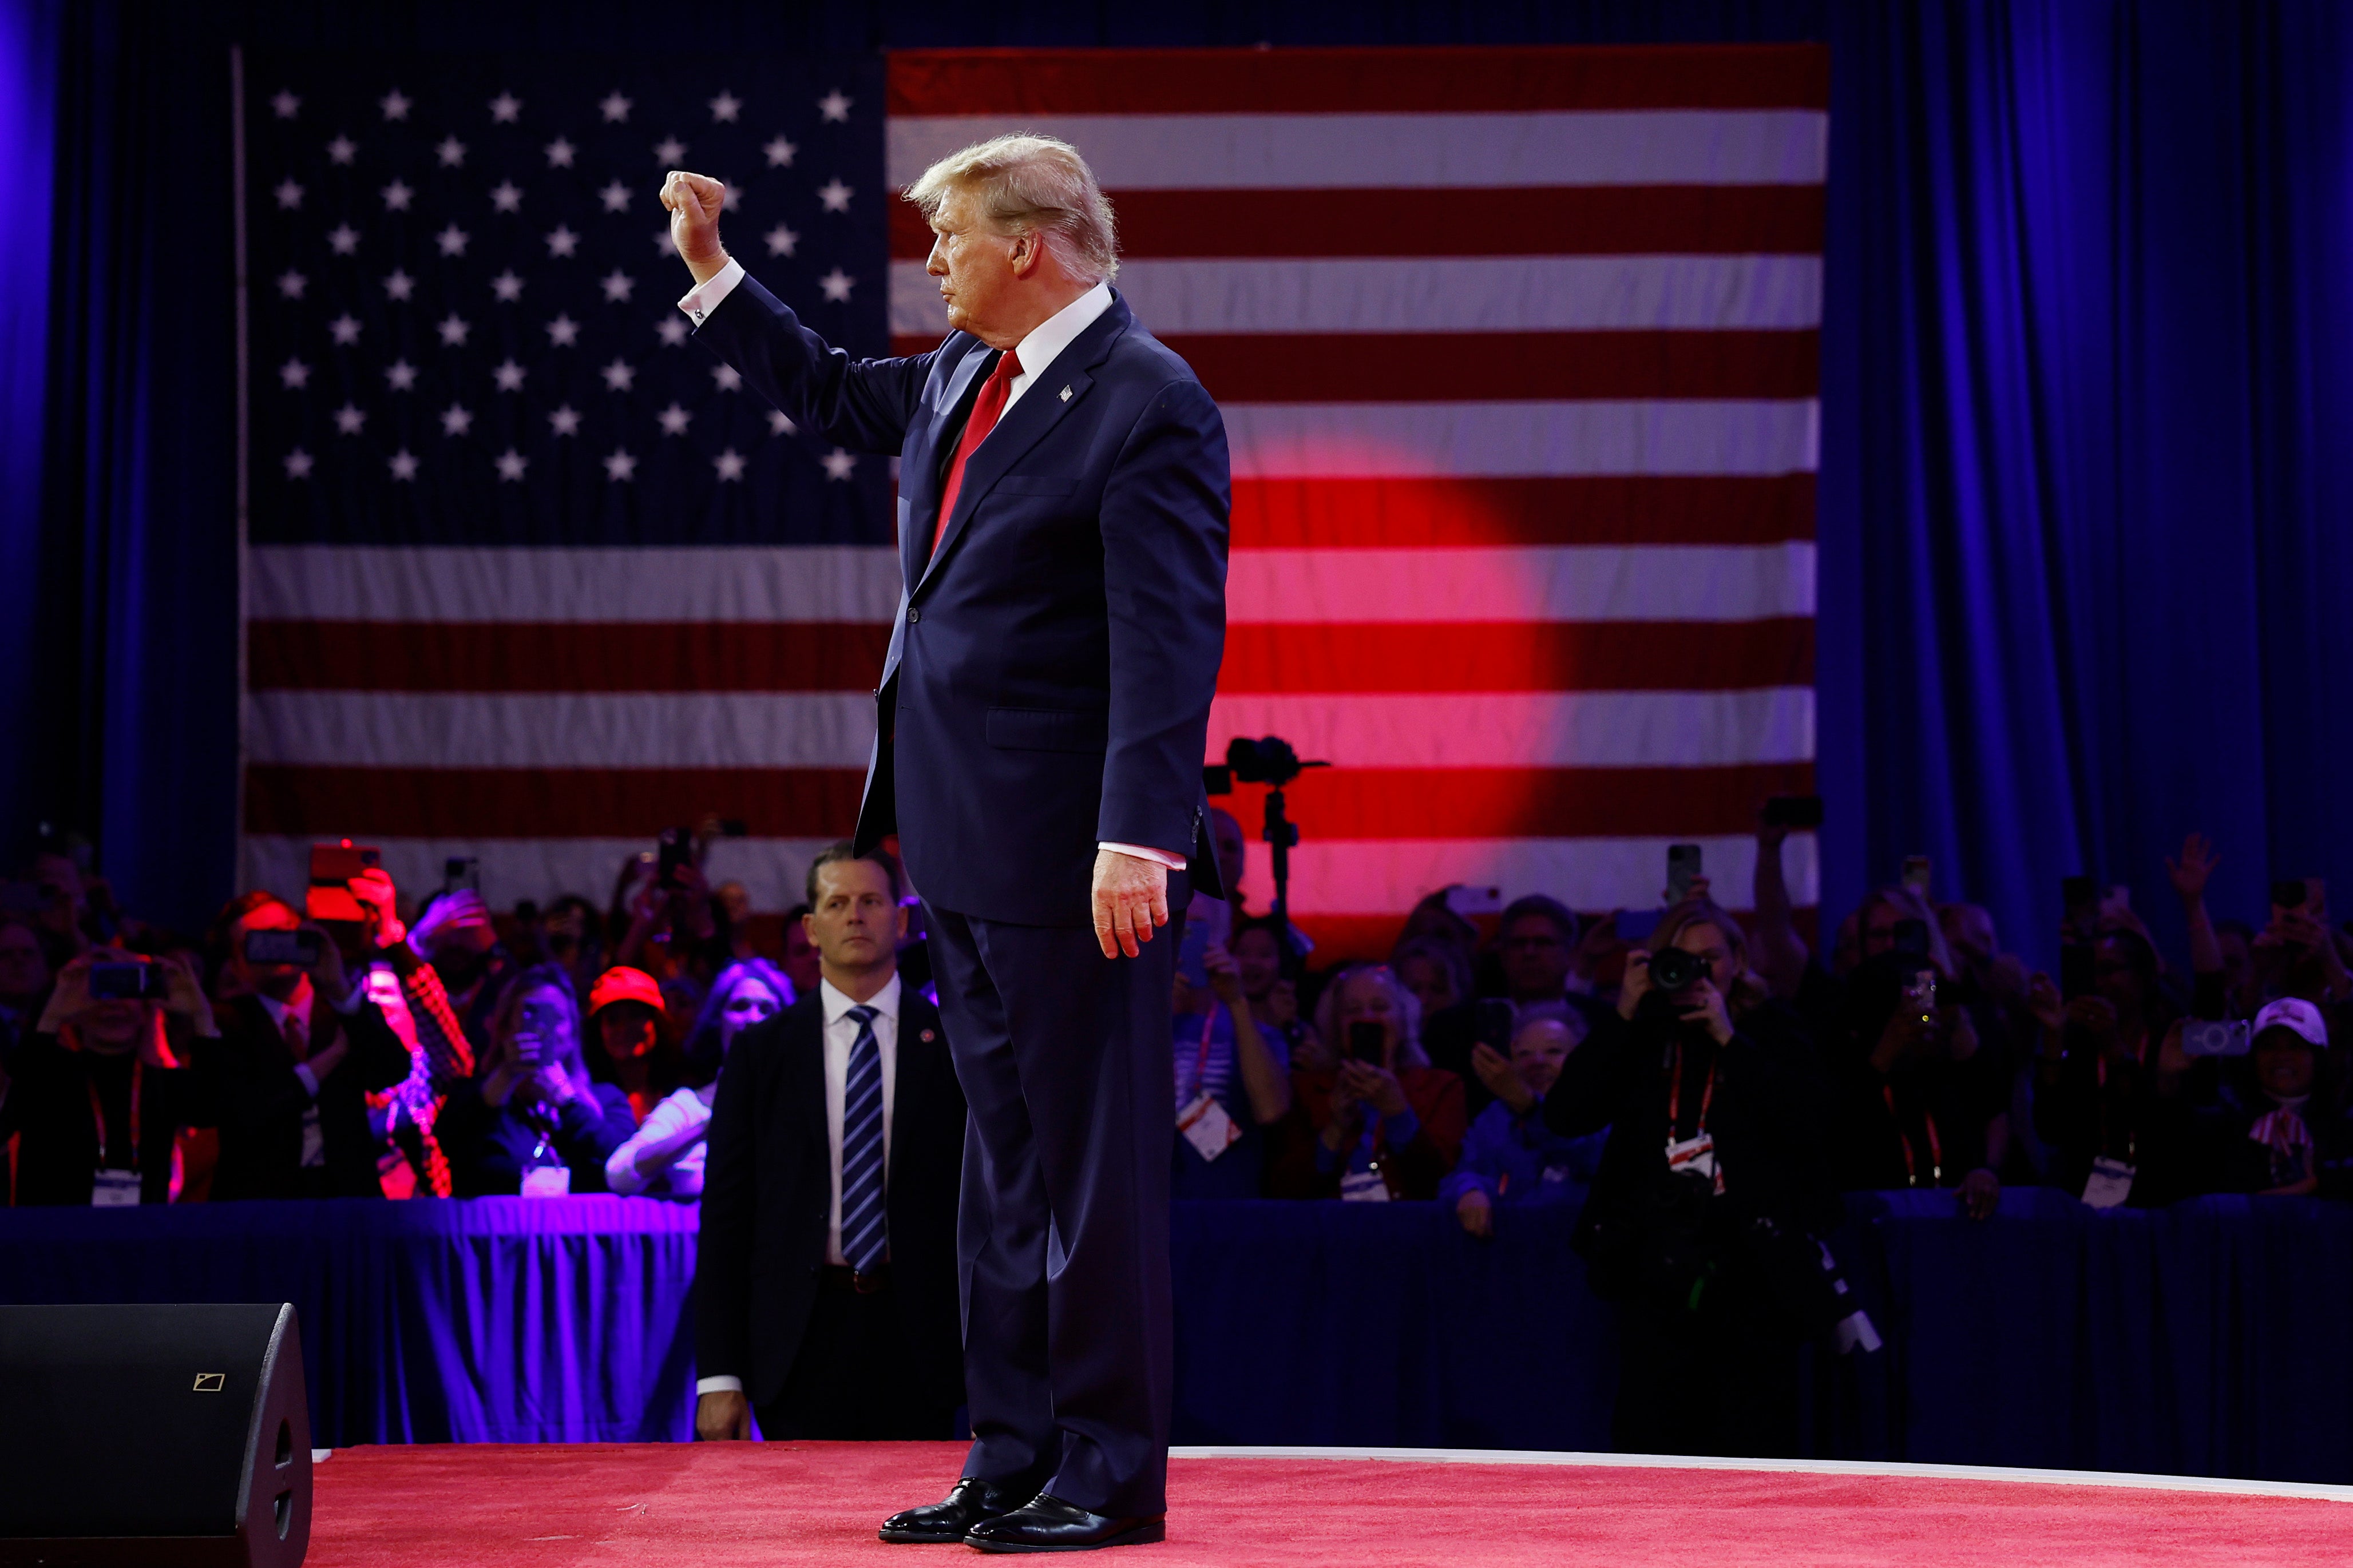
[[240, 46, 1824, 952]]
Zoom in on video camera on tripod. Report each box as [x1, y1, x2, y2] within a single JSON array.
[[1204, 736, 1326, 974]]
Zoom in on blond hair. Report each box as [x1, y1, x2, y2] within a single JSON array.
[[902, 133, 1119, 283]]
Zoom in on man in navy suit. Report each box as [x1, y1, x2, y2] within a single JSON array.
[[664, 133, 1227, 1552]]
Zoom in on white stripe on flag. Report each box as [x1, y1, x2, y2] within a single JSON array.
[[890, 255, 1823, 338], [238, 836, 848, 918], [249, 545, 903, 624], [887, 110, 1830, 190], [1209, 689, 1815, 769], [247, 692, 878, 768], [1227, 542, 1816, 624], [1245, 832, 1820, 915], [1224, 400, 1819, 479]]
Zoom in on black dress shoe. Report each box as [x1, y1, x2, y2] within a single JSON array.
[[963, 1493, 1167, 1553], [879, 1478, 1031, 1544]]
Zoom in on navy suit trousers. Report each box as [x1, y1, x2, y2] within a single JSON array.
[[925, 882, 1186, 1519]]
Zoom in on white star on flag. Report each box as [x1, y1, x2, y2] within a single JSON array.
[[657, 402, 692, 435], [333, 403, 366, 435], [385, 359, 418, 390], [545, 137, 575, 168], [545, 225, 580, 258], [656, 317, 688, 347], [280, 358, 310, 388], [714, 448, 746, 481], [382, 180, 413, 211], [496, 448, 529, 481], [601, 270, 636, 302], [490, 92, 522, 124], [720, 185, 742, 212], [283, 447, 313, 478], [765, 224, 798, 257], [546, 314, 581, 346], [818, 268, 854, 302], [389, 448, 419, 479], [436, 224, 470, 257], [821, 447, 857, 481], [490, 181, 523, 213], [385, 269, 415, 300], [271, 90, 300, 118], [436, 136, 466, 168], [327, 223, 359, 255], [604, 447, 637, 481], [601, 358, 635, 391], [276, 269, 307, 299], [441, 403, 473, 436], [275, 178, 304, 210], [653, 229, 676, 256], [655, 136, 686, 164], [710, 91, 741, 123], [328, 313, 362, 345], [548, 404, 582, 435], [817, 90, 852, 122], [767, 408, 796, 436], [764, 136, 796, 168], [437, 314, 471, 346], [817, 178, 853, 212], [600, 92, 632, 123], [711, 364, 742, 391], [327, 136, 355, 164], [492, 359, 526, 391], [599, 181, 630, 213], [380, 88, 411, 121], [490, 269, 525, 301]]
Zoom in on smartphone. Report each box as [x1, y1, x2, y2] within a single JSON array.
[[2272, 878, 2312, 912], [1761, 794, 1824, 830], [89, 962, 170, 1002], [656, 826, 695, 887], [309, 841, 381, 884], [1666, 844, 1702, 904], [1442, 884, 1503, 918], [2181, 1018, 2252, 1058], [1901, 966, 1937, 1025], [443, 856, 480, 895], [1346, 1020, 1386, 1064], [1902, 856, 1932, 896], [244, 928, 324, 968]]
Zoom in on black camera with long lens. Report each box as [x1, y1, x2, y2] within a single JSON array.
[[1646, 946, 1704, 994]]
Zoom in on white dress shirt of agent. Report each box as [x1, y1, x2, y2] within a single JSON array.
[[604, 961, 790, 1198], [694, 848, 916, 1436]]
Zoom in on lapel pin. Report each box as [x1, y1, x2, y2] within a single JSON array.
[[921, 1029, 936, 1042], [1058, 385, 1072, 402]]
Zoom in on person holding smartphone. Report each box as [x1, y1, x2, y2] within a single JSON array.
[[1268, 963, 1465, 1201], [437, 964, 637, 1197]]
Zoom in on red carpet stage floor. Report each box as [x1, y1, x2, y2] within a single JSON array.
[[308, 1442, 2353, 1567]]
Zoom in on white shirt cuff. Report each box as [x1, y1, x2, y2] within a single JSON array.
[[696, 1375, 744, 1396], [679, 257, 745, 327], [293, 1063, 322, 1100], [1101, 841, 1187, 871]]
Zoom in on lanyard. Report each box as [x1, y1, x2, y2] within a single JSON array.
[[1665, 1041, 1716, 1135], [1882, 1082, 1942, 1186], [88, 1061, 143, 1175], [1185, 1005, 1221, 1101], [2091, 1054, 2139, 1165]]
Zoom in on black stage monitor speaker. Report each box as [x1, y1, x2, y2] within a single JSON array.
[[0, 1303, 311, 1567]]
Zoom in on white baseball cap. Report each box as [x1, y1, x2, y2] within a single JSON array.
[[2253, 997, 2330, 1050]]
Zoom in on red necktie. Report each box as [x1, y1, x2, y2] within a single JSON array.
[[932, 348, 1023, 561]]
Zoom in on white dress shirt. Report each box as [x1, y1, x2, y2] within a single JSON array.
[[604, 1084, 713, 1199], [698, 970, 903, 1399], [677, 264, 1189, 872]]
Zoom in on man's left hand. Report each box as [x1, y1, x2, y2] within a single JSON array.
[[1092, 849, 1168, 960]]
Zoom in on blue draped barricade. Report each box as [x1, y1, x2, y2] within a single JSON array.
[[6, 1189, 2353, 1482]]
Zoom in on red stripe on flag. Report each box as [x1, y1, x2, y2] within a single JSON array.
[[1230, 476, 1817, 549], [887, 45, 1831, 116], [890, 186, 1827, 260], [1219, 620, 1815, 694], [1221, 763, 1816, 838], [248, 622, 891, 694], [244, 767, 868, 838]]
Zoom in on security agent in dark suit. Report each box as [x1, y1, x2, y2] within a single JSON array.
[[196, 892, 413, 1201], [665, 130, 1227, 1552], [695, 844, 965, 1441]]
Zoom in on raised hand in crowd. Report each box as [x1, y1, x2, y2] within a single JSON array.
[[1471, 1042, 1532, 1115], [1956, 1166, 2001, 1221], [1456, 1185, 1495, 1239], [414, 888, 496, 959]]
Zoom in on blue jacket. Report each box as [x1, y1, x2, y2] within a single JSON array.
[[695, 279, 1230, 925], [1437, 1097, 1609, 1209]]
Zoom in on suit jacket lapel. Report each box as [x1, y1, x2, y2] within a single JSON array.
[[906, 340, 995, 590], [914, 295, 1132, 597]]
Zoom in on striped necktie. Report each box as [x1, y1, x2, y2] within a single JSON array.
[[839, 1004, 888, 1275]]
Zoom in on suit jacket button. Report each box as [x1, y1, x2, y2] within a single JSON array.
[[908, 609, 921, 624]]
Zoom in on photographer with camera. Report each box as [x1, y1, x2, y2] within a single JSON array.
[[1270, 963, 1465, 1201], [1827, 940, 2005, 1219], [0, 947, 213, 1204], [438, 964, 637, 1196], [1540, 896, 1840, 1457]]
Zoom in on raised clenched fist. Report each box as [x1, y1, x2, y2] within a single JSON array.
[[660, 170, 730, 283]]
